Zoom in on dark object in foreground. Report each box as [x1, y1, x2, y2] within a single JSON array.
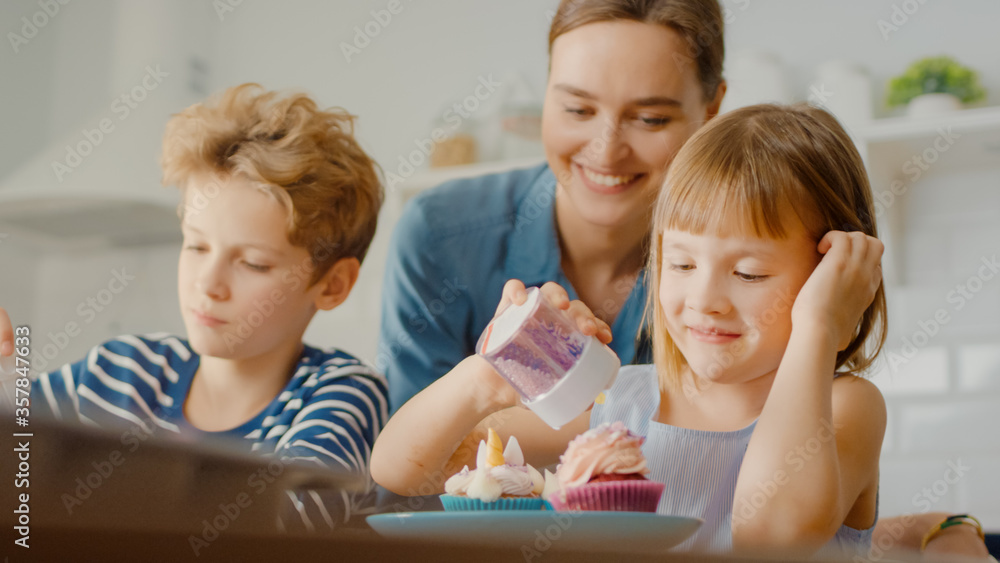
[[1, 415, 365, 536]]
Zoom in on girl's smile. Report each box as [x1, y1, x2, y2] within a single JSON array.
[[659, 213, 822, 387], [687, 324, 742, 344]]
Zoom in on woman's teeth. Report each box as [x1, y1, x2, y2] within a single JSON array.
[[582, 167, 638, 187]]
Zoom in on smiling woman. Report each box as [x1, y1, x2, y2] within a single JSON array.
[[378, 0, 726, 413]]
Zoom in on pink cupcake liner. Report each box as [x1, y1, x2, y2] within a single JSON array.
[[548, 479, 665, 513], [439, 494, 544, 511]]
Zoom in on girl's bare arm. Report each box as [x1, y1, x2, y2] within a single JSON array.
[[371, 280, 609, 495]]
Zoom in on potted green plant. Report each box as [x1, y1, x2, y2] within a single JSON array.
[[886, 56, 986, 117]]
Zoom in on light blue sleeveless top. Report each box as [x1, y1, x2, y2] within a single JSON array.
[[591, 365, 875, 556]]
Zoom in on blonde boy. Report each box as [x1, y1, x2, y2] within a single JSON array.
[[4, 83, 386, 526]]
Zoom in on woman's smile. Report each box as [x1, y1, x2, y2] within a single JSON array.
[[575, 162, 645, 195]]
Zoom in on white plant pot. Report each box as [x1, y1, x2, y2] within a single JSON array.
[[811, 60, 874, 127], [906, 93, 962, 118], [719, 49, 792, 114]]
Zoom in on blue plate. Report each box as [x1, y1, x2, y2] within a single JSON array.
[[366, 511, 702, 553]]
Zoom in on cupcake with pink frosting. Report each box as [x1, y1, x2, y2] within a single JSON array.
[[441, 428, 545, 511], [545, 421, 664, 512]]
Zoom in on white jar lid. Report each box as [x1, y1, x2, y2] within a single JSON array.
[[524, 337, 620, 429]]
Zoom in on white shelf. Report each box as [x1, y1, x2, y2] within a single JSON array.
[[857, 105, 1000, 144], [856, 105, 1000, 177], [0, 194, 181, 251]]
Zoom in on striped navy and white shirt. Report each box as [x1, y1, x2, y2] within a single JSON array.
[[591, 364, 874, 556], [32, 333, 389, 530]]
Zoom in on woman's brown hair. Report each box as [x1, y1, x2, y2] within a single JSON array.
[[549, 0, 725, 101]]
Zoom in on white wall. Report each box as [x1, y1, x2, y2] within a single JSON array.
[[28, 243, 185, 374], [205, 0, 560, 167], [0, 0, 58, 181], [871, 163, 1000, 530], [202, 0, 563, 361], [1, 0, 998, 533]]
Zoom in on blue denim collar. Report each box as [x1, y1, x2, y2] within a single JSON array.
[[503, 165, 572, 293]]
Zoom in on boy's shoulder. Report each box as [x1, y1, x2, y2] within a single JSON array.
[[285, 345, 388, 417], [35, 334, 196, 413], [84, 333, 195, 371], [52, 333, 193, 374], [98, 333, 193, 358], [297, 344, 386, 386]]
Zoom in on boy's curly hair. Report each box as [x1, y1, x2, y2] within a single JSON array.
[[161, 83, 382, 284]]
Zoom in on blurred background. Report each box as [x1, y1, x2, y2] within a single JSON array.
[[1, 0, 998, 531]]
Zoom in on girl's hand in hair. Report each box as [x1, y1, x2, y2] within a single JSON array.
[[792, 231, 883, 351]]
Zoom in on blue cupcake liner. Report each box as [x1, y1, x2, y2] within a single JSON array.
[[440, 494, 544, 511]]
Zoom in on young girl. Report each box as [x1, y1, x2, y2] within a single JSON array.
[[371, 103, 886, 557]]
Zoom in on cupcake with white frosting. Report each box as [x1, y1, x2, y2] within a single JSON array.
[[440, 428, 545, 511]]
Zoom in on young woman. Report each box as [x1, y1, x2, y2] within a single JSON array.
[[378, 0, 725, 412]]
